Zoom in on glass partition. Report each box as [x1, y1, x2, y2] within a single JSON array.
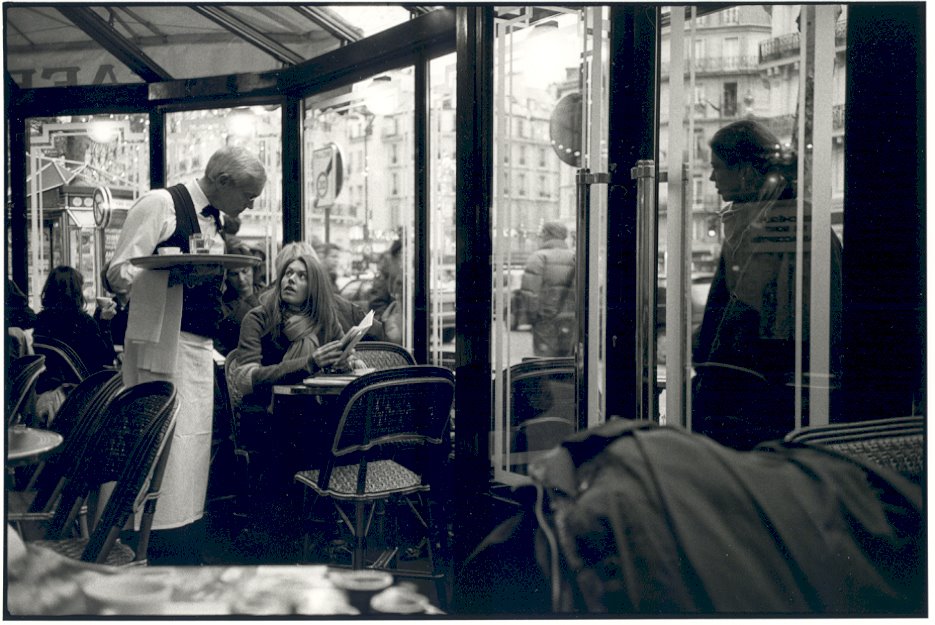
[[302, 69, 416, 350], [22, 114, 150, 312], [659, 5, 846, 444], [429, 52, 459, 367], [490, 7, 609, 482]]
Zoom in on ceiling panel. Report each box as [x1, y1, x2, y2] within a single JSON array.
[[3, 4, 413, 89]]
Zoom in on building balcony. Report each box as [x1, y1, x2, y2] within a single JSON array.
[[760, 32, 799, 63], [661, 54, 761, 77], [759, 19, 847, 63]]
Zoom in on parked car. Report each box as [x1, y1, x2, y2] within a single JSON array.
[[338, 276, 456, 343]]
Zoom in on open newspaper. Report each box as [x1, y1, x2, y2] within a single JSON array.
[[337, 309, 374, 363]]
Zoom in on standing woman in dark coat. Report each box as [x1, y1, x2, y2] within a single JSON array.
[[692, 120, 843, 449], [34, 265, 116, 375]]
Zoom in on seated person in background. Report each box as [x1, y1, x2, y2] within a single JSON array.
[[226, 244, 382, 545], [33, 266, 116, 423], [214, 240, 262, 356], [35, 266, 116, 374], [368, 239, 402, 318], [313, 242, 343, 292], [247, 244, 268, 290]]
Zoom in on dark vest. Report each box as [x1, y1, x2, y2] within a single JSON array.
[[153, 184, 224, 338]]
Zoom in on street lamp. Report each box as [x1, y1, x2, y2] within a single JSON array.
[[358, 106, 375, 244]]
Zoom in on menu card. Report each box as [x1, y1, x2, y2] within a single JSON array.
[[337, 310, 374, 362]]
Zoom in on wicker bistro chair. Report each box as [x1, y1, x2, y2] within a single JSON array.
[[294, 365, 455, 579], [783, 416, 924, 483], [508, 357, 576, 456], [32, 381, 178, 566], [32, 335, 91, 394], [6, 354, 46, 426], [352, 341, 416, 370], [222, 350, 259, 514], [7, 370, 123, 539]]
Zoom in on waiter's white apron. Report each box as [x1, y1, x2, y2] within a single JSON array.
[[123, 331, 213, 530]]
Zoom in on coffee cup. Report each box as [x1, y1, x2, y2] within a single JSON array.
[[328, 570, 393, 614]]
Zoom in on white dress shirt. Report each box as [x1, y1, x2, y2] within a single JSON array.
[[106, 180, 222, 298]]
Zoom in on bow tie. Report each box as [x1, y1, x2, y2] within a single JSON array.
[[201, 205, 221, 230]]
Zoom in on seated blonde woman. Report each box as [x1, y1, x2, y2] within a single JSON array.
[[226, 244, 381, 550]]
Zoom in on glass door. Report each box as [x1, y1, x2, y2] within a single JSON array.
[[658, 5, 846, 447], [490, 6, 609, 483]]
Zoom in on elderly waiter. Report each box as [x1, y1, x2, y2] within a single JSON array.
[[106, 146, 266, 563]]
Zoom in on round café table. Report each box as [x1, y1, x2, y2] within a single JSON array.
[[7, 426, 64, 467]]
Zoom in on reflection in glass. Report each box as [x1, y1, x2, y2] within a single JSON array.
[[659, 5, 846, 441], [303, 70, 415, 349], [490, 7, 608, 482], [429, 53, 458, 366]]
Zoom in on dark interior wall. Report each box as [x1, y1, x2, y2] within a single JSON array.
[[842, 4, 926, 420]]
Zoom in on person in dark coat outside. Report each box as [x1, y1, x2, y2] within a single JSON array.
[[520, 221, 576, 357]]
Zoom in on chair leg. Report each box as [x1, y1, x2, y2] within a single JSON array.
[[353, 501, 366, 569]]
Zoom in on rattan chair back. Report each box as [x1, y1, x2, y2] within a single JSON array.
[[42, 381, 178, 564], [784, 416, 924, 483], [6, 354, 46, 426], [353, 341, 416, 370], [329, 365, 454, 459], [32, 335, 90, 392], [27, 369, 123, 513]]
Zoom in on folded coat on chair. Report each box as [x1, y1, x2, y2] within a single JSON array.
[[458, 419, 924, 616]]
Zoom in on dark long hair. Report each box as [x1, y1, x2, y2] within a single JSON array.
[[40, 266, 86, 311], [259, 244, 342, 344]]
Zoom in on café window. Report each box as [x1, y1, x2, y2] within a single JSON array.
[[22, 114, 150, 310], [723, 81, 738, 117], [659, 5, 847, 444], [302, 68, 417, 350]]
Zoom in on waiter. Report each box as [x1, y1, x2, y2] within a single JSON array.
[[106, 146, 266, 563]]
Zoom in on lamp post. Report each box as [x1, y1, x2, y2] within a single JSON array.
[[361, 107, 374, 244]]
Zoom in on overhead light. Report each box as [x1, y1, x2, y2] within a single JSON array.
[[88, 120, 119, 144], [228, 108, 256, 137], [523, 19, 571, 89], [364, 75, 396, 117]]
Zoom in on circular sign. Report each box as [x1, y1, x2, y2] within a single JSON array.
[[549, 92, 583, 167], [92, 186, 113, 228]]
